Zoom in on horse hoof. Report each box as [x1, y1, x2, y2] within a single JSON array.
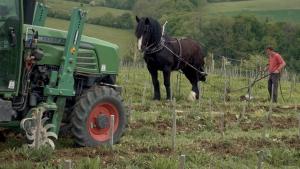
[[187, 91, 196, 102], [166, 99, 171, 102]]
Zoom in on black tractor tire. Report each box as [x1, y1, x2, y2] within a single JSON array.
[[71, 86, 126, 147]]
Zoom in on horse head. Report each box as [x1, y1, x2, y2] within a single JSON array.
[[135, 16, 162, 52]]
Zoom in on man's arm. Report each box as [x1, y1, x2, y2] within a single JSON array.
[[276, 61, 286, 72], [274, 54, 286, 73]]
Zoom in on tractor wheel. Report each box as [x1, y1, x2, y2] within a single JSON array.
[[71, 86, 126, 147]]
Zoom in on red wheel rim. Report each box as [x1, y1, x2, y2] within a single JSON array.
[[87, 102, 119, 142]]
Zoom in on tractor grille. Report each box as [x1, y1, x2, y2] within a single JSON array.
[[76, 52, 99, 73]]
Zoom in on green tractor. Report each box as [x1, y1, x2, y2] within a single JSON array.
[[0, 0, 127, 148]]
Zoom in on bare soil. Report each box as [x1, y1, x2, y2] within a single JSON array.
[[240, 116, 298, 131], [192, 136, 300, 156]]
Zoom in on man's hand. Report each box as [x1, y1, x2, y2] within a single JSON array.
[[273, 69, 280, 73]]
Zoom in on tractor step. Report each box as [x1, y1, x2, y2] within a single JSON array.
[[0, 99, 16, 122]]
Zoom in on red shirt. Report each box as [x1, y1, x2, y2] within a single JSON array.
[[268, 52, 285, 73]]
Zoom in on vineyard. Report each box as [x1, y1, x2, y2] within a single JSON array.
[[0, 62, 299, 168], [0, 0, 299, 168]]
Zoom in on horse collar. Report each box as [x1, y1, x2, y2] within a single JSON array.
[[144, 37, 165, 54]]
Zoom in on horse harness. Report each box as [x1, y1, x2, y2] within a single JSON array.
[[144, 37, 185, 71], [145, 37, 207, 76], [144, 39, 165, 55]]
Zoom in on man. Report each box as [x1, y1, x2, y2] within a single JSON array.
[[266, 46, 286, 103]]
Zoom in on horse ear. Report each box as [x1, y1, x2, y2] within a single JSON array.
[[145, 18, 150, 25], [136, 16, 140, 23]]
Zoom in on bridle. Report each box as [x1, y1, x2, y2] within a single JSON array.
[[139, 25, 165, 54]]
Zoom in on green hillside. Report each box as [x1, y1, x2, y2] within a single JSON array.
[[47, 0, 131, 17], [203, 0, 300, 22], [45, 17, 134, 57]]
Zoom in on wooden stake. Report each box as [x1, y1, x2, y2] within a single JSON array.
[[298, 110, 300, 139], [128, 97, 132, 125], [179, 154, 186, 169], [176, 72, 182, 98], [268, 84, 274, 121], [142, 81, 147, 105], [172, 98, 176, 151], [257, 150, 264, 169], [220, 112, 225, 138], [238, 101, 246, 125], [211, 53, 215, 73], [224, 81, 227, 104], [289, 74, 295, 100], [64, 160, 72, 169], [110, 115, 115, 148], [247, 77, 252, 107], [209, 98, 212, 113]]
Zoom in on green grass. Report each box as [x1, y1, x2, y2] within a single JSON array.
[[202, 0, 300, 22], [1, 0, 300, 168], [0, 66, 299, 168], [47, 0, 131, 17], [45, 17, 135, 57]]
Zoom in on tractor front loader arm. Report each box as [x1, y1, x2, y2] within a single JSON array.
[[21, 8, 87, 149]]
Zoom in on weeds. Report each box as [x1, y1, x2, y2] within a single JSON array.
[[75, 157, 101, 169], [19, 145, 54, 162], [0, 66, 299, 169], [265, 147, 300, 167], [149, 156, 178, 169]]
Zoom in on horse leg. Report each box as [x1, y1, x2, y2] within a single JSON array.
[[192, 82, 200, 100], [182, 68, 199, 101], [163, 68, 171, 100], [148, 67, 161, 100]]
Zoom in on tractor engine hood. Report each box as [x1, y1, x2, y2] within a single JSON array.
[[23, 24, 120, 75]]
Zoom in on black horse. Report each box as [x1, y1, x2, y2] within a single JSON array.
[[135, 16, 207, 101]]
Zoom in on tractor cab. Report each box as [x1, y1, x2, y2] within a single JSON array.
[[0, 0, 22, 95]]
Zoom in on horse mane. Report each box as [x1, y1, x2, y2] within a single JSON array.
[[135, 17, 162, 45]]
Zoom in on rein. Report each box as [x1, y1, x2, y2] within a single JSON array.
[[161, 42, 207, 76], [175, 38, 182, 70], [230, 73, 270, 93], [142, 34, 207, 75]]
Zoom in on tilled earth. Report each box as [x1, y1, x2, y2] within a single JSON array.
[[0, 103, 299, 168]]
